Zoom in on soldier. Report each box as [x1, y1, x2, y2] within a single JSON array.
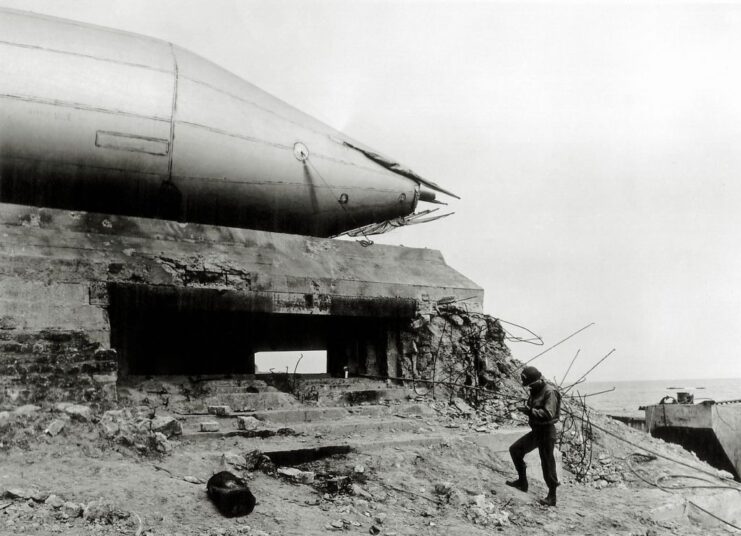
[[505, 365, 561, 506]]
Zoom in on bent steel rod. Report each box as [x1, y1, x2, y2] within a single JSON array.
[[514, 322, 595, 372], [562, 349, 616, 394], [356, 373, 500, 395]]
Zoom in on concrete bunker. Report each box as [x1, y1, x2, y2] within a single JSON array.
[[0, 203, 483, 405], [108, 283, 416, 379]]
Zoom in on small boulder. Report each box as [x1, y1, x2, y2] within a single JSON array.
[[350, 483, 373, 500], [61, 404, 92, 422], [277, 467, 315, 484], [44, 419, 67, 437], [82, 499, 128, 523], [153, 432, 172, 454], [200, 421, 219, 432], [13, 404, 41, 416], [45, 494, 64, 508], [4, 488, 42, 500], [62, 501, 82, 518], [236, 416, 261, 431], [451, 397, 474, 416], [99, 421, 120, 438], [223, 452, 247, 468], [150, 415, 182, 438]]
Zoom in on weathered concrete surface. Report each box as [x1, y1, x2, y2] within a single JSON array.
[[0, 202, 482, 405], [0, 202, 482, 313], [646, 402, 741, 480]]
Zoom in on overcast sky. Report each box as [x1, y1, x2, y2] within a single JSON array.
[[2, 0, 740, 382]]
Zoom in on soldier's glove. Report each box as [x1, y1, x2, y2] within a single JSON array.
[[516, 406, 531, 415]]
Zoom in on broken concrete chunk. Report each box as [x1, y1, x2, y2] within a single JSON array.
[[183, 476, 203, 484], [200, 421, 220, 432], [223, 452, 247, 468], [237, 416, 261, 431], [277, 467, 315, 484], [244, 450, 273, 472], [153, 432, 172, 454], [99, 421, 120, 438], [208, 405, 231, 416], [61, 404, 92, 421], [451, 397, 474, 416], [82, 499, 128, 522], [13, 404, 41, 416], [44, 419, 66, 437], [133, 406, 155, 420], [4, 488, 46, 501], [62, 501, 82, 518], [150, 415, 182, 438], [350, 483, 373, 500], [410, 316, 428, 330], [45, 494, 64, 508], [447, 489, 466, 506]]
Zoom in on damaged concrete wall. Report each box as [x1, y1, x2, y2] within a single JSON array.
[[0, 280, 116, 405], [402, 304, 515, 391], [0, 203, 483, 406]]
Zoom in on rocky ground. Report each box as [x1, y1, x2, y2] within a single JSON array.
[[1, 391, 740, 536]]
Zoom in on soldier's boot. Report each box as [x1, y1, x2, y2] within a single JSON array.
[[505, 466, 528, 492], [539, 486, 557, 507]]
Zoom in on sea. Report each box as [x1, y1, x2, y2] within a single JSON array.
[[574, 377, 741, 417]]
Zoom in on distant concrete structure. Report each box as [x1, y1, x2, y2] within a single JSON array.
[[645, 401, 741, 481], [0, 203, 482, 405]]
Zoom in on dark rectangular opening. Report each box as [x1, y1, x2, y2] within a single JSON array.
[[108, 284, 412, 378]]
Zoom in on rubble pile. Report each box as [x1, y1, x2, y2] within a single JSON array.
[[0, 402, 99, 451], [0, 491, 135, 533], [98, 406, 182, 454], [407, 304, 523, 404]]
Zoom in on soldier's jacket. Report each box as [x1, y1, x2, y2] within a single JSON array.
[[527, 381, 561, 427]]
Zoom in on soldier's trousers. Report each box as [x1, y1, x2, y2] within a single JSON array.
[[509, 423, 559, 490]]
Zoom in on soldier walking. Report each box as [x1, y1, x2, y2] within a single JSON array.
[[505, 366, 561, 506]]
